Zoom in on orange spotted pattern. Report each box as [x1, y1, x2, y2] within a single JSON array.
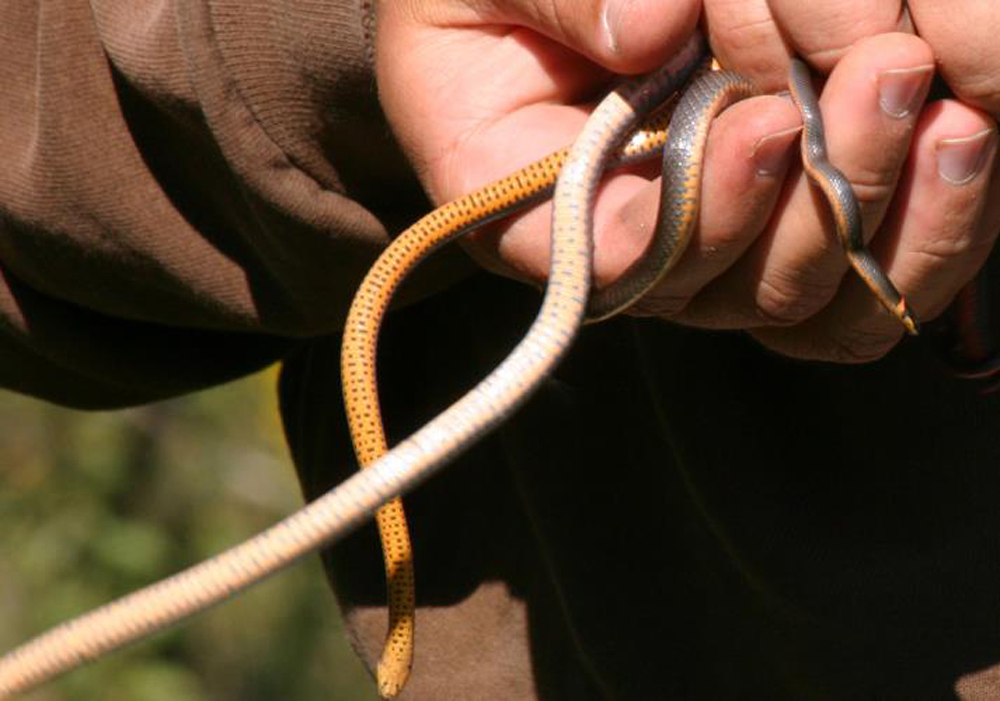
[[341, 102, 681, 698]]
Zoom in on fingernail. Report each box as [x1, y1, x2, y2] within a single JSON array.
[[752, 126, 802, 176], [602, 0, 635, 54], [877, 64, 933, 118], [937, 128, 996, 185]]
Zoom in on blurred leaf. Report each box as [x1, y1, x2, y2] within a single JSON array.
[[116, 661, 208, 701], [0, 368, 376, 700], [88, 518, 171, 578]]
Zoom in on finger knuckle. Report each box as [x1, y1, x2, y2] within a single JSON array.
[[912, 236, 975, 266], [949, 71, 1000, 116], [826, 327, 900, 364], [847, 171, 901, 208], [629, 288, 692, 318], [754, 274, 838, 326], [910, 220, 994, 271]]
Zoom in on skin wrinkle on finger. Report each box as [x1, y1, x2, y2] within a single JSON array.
[[752, 256, 847, 326], [540, 0, 581, 55], [758, 304, 906, 364], [704, 0, 789, 90], [766, 0, 906, 71], [815, 317, 903, 363], [830, 326, 903, 363]]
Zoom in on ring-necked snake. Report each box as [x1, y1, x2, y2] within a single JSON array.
[[341, 50, 920, 697], [0, 34, 918, 698]]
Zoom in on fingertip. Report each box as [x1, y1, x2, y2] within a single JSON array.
[[752, 124, 804, 177], [906, 97, 997, 203], [702, 94, 802, 211], [936, 127, 997, 186], [595, 0, 702, 72], [931, 100, 999, 174]]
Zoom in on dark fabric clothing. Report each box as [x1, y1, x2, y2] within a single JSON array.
[[6, 2, 1000, 699], [281, 271, 1000, 700], [0, 1, 468, 406]]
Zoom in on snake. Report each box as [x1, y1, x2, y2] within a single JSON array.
[[788, 59, 919, 334], [0, 33, 918, 698], [340, 63, 689, 699], [343, 56, 921, 696]]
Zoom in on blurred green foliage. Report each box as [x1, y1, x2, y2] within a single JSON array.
[[0, 366, 376, 700]]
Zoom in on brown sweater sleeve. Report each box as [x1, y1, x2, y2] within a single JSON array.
[[0, 1, 466, 408]]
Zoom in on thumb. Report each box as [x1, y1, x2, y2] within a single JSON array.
[[474, 0, 703, 73]]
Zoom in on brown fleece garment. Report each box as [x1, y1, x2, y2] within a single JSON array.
[[7, 2, 1000, 699]]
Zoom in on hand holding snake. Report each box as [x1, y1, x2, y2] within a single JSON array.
[[380, 1, 997, 362]]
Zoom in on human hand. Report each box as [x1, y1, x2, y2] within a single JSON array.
[[376, 2, 997, 363], [374, 2, 797, 324], [684, 1, 1000, 360]]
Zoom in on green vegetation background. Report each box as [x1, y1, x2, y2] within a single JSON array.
[[0, 366, 377, 700]]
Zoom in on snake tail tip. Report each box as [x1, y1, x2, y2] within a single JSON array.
[[377, 681, 404, 699], [894, 299, 920, 336], [377, 658, 411, 699]]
